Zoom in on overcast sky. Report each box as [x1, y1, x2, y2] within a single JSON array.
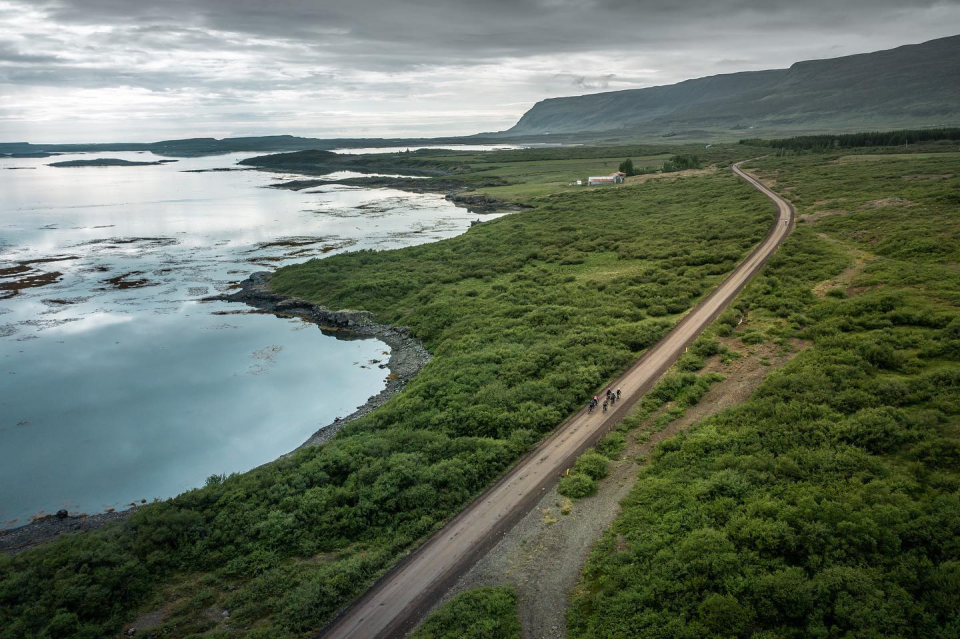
[[1, 0, 958, 142]]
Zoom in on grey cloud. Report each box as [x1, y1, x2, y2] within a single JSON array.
[[1, 0, 958, 141], [26, 0, 960, 63], [558, 74, 616, 90], [0, 42, 61, 64]]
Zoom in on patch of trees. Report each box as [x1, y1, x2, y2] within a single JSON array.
[[662, 154, 701, 172], [484, 144, 671, 163], [618, 158, 660, 177], [617, 155, 701, 177], [741, 127, 960, 152]]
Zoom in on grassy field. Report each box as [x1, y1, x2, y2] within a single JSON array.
[[568, 151, 960, 638], [0, 146, 772, 638], [457, 153, 672, 201]]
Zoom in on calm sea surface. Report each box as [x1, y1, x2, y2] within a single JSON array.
[[0, 150, 497, 527]]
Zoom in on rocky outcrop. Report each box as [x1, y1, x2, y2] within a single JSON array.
[[444, 192, 530, 213], [0, 509, 134, 556]]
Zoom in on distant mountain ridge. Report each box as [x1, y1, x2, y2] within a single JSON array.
[[506, 35, 960, 136]]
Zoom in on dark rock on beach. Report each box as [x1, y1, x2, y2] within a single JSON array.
[[445, 191, 523, 213]]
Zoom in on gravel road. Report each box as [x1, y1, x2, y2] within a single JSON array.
[[320, 162, 795, 639]]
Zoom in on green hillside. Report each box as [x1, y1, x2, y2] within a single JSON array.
[[506, 35, 960, 137]]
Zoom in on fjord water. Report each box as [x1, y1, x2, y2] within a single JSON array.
[[0, 151, 487, 527]]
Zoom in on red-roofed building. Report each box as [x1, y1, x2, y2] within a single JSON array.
[[587, 171, 626, 186]]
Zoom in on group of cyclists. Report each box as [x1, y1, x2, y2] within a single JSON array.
[[588, 387, 621, 414]]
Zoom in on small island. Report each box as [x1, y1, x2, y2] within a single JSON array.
[[48, 158, 177, 167]]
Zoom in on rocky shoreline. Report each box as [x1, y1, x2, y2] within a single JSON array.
[[217, 271, 431, 448], [266, 175, 531, 214], [1, 509, 133, 555], [1, 272, 430, 554]]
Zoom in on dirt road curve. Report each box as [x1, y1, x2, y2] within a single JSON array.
[[320, 161, 795, 639]]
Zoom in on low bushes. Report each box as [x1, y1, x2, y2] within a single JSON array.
[[558, 473, 597, 499], [573, 450, 610, 480], [560, 448, 610, 500], [595, 432, 626, 460], [568, 150, 960, 639], [412, 587, 521, 639]]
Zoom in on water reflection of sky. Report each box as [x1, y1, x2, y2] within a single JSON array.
[[0, 151, 500, 527]]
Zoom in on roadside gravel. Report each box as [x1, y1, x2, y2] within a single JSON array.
[[442, 337, 806, 639]]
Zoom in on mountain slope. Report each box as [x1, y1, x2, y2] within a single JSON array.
[[506, 35, 960, 136]]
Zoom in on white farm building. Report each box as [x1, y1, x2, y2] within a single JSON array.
[[587, 171, 626, 186]]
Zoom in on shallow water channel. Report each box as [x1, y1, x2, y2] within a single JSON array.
[[0, 150, 494, 527]]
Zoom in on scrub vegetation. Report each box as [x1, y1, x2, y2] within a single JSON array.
[[411, 587, 521, 639], [568, 151, 960, 638], [0, 147, 773, 638], [560, 338, 729, 502], [7, 140, 953, 639], [557, 449, 611, 499]]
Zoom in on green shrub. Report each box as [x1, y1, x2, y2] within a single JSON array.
[[698, 593, 752, 635], [558, 473, 597, 499], [596, 432, 626, 459], [677, 352, 707, 371], [412, 587, 521, 639], [690, 337, 722, 358], [574, 450, 610, 480]]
